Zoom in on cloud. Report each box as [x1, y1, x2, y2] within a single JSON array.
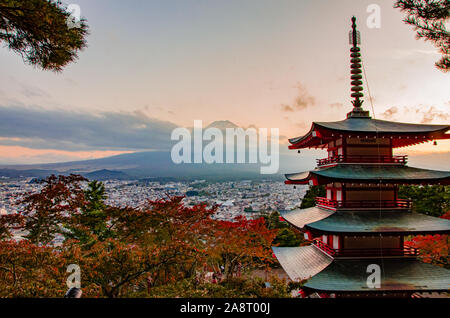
[[20, 84, 49, 98], [0, 105, 178, 151], [292, 84, 316, 110], [280, 104, 294, 112], [420, 106, 449, 124], [329, 102, 343, 108], [380, 105, 449, 123], [280, 83, 316, 112], [381, 106, 398, 119]]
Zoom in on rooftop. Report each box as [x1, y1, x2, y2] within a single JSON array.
[[272, 246, 333, 281], [288, 117, 450, 150], [285, 165, 450, 185], [304, 258, 450, 293], [306, 210, 450, 235]]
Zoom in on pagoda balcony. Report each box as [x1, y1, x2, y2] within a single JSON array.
[[315, 197, 412, 209], [316, 155, 408, 167], [313, 240, 419, 258]]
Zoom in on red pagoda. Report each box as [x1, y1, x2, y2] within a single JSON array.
[[273, 17, 450, 298]]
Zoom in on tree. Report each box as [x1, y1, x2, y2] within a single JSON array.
[[264, 211, 289, 230], [1, 175, 285, 297], [406, 234, 449, 268], [0, 240, 66, 297], [0, 212, 23, 240], [66, 196, 218, 297], [394, 0, 450, 71], [300, 185, 325, 209], [145, 276, 291, 298], [0, 0, 88, 71], [210, 216, 277, 279], [273, 228, 302, 247], [19, 174, 87, 245], [64, 180, 110, 246], [264, 211, 303, 247], [398, 185, 449, 217], [405, 202, 449, 269]]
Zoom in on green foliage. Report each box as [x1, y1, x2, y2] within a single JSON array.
[[398, 185, 449, 217], [395, 0, 450, 71], [64, 180, 111, 245], [264, 211, 302, 247], [273, 228, 302, 247], [300, 185, 325, 209], [265, 211, 288, 230], [0, 0, 89, 71]]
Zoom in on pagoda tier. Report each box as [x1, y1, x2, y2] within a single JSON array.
[[282, 208, 450, 236], [272, 16, 450, 297], [273, 248, 450, 296], [285, 165, 450, 185], [280, 207, 449, 258], [288, 117, 450, 150]]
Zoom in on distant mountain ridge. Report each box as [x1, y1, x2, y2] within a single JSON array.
[[0, 151, 282, 181]]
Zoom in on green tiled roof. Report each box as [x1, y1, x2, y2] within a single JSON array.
[[306, 211, 450, 235], [281, 207, 334, 229], [289, 118, 449, 145], [285, 165, 450, 184], [304, 258, 450, 292], [272, 246, 333, 281], [315, 118, 449, 134]]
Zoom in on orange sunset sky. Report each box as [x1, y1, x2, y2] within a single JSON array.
[[0, 0, 448, 165]]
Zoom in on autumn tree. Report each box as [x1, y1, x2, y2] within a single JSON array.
[[0, 0, 89, 71], [62, 196, 218, 297], [394, 0, 450, 71], [0, 240, 66, 297], [1, 175, 285, 298], [210, 216, 277, 279], [0, 212, 23, 240], [19, 174, 87, 245], [406, 212, 450, 268]]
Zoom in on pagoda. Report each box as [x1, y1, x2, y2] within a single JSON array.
[[273, 17, 450, 298]]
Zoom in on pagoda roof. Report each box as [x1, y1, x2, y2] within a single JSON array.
[[285, 165, 450, 185], [305, 210, 450, 235], [303, 258, 450, 293], [289, 117, 450, 149], [272, 246, 333, 281], [281, 206, 334, 229]]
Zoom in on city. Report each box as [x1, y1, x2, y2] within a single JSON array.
[[0, 177, 307, 221]]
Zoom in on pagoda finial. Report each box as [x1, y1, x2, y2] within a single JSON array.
[[347, 16, 370, 118]]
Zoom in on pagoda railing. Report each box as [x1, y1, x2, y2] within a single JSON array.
[[316, 155, 407, 166], [312, 240, 419, 257], [315, 197, 411, 209], [313, 239, 336, 256]]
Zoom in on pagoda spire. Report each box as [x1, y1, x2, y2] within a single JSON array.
[[347, 16, 370, 118]]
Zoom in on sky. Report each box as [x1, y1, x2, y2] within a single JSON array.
[[0, 0, 449, 165]]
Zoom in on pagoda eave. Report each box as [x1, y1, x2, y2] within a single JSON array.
[[285, 165, 450, 186], [281, 208, 450, 236], [288, 120, 450, 150], [302, 258, 450, 294], [280, 207, 334, 230]]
